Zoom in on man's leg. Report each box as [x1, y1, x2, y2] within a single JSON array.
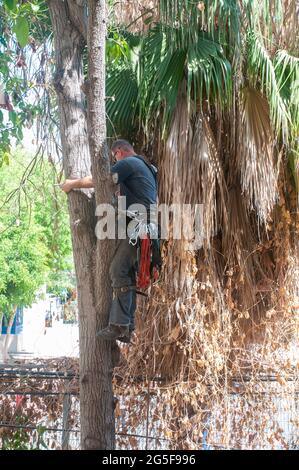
[[109, 238, 137, 326], [117, 266, 137, 343], [97, 238, 137, 341]]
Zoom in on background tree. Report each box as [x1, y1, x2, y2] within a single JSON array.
[[0, 153, 48, 360], [0, 0, 52, 161], [0, 148, 72, 360]]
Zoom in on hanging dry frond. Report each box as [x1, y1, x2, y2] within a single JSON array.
[[239, 87, 279, 224]]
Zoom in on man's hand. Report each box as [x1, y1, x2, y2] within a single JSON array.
[[60, 179, 76, 193], [59, 175, 94, 193]]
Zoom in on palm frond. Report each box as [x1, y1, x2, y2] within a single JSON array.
[[158, 0, 241, 55], [288, 148, 299, 203], [205, 0, 241, 50], [244, 0, 298, 51], [187, 33, 232, 112], [106, 64, 138, 137], [275, 50, 299, 141], [105, 28, 141, 137], [161, 90, 228, 253], [247, 30, 291, 143], [243, 0, 284, 40], [138, 26, 188, 133], [239, 87, 279, 223], [139, 25, 232, 136]]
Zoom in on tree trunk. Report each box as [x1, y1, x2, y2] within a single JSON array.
[[2, 308, 17, 363], [48, 0, 115, 449], [86, 0, 116, 449], [0, 312, 4, 360]]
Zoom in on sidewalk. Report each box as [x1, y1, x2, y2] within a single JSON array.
[[21, 296, 79, 358]]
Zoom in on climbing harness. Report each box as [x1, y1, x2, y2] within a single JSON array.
[[126, 209, 158, 246]]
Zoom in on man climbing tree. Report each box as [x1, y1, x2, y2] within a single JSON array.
[[61, 139, 158, 343]]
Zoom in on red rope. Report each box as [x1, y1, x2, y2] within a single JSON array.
[[137, 236, 151, 289]]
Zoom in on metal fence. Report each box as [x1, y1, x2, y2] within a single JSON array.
[[0, 364, 298, 450]]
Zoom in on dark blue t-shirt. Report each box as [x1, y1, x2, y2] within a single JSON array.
[[111, 155, 157, 211]]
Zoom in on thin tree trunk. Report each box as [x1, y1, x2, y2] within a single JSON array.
[[0, 312, 3, 335], [0, 312, 4, 360], [86, 0, 115, 449], [3, 308, 17, 363], [49, 0, 115, 450]]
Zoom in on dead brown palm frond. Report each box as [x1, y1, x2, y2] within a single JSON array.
[[119, 91, 232, 381], [239, 87, 279, 224], [243, 0, 298, 52], [221, 185, 258, 315], [160, 87, 192, 207], [113, 0, 158, 32], [275, 0, 299, 52], [202, 116, 229, 232], [160, 88, 229, 254]]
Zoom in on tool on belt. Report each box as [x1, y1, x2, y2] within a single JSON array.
[[126, 209, 161, 290], [137, 234, 161, 289]]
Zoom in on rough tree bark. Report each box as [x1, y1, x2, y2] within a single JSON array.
[[85, 0, 116, 449], [48, 0, 115, 449]]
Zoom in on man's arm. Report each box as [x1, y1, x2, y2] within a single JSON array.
[[60, 176, 94, 193]]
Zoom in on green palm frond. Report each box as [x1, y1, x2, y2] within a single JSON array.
[[205, 0, 241, 49], [275, 50, 299, 198], [288, 148, 299, 199], [158, 0, 200, 49], [105, 29, 141, 137], [187, 33, 232, 111], [243, 0, 284, 39], [142, 47, 187, 133], [158, 0, 241, 54], [247, 30, 291, 143], [139, 26, 232, 135], [275, 50, 299, 140], [275, 50, 299, 86], [106, 64, 138, 137]]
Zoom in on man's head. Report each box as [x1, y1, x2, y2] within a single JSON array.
[[111, 139, 136, 161]]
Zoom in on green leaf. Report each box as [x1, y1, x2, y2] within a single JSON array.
[[3, 152, 10, 166], [9, 111, 17, 126], [31, 4, 40, 13], [13, 17, 30, 48], [17, 127, 23, 141], [4, 0, 17, 11], [0, 36, 7, 47]]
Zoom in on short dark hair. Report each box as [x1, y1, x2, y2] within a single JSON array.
[[111, 139, 134, 153]]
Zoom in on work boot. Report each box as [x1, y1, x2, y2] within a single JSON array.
[[96, 324, 129, 342], [118, 328, 134, 344], [118, 324, 135, 343]]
